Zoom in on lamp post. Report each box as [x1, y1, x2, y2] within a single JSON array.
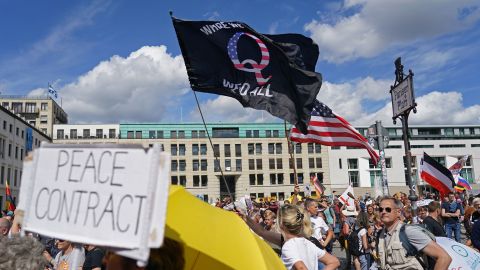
[[389, 57, 418, 206]]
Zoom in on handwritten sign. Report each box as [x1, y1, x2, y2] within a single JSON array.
[[391, 75, 414, 118], [21, 144, 169, 260]]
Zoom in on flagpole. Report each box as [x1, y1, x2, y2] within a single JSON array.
[[284, 120, 298, 186]]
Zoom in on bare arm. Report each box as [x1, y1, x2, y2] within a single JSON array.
[[319, 252, 340, 270], [244, 213, 282, 246], [323, 228, 334, 246], [441, 208, 451, 218], [292, 261, 308, 270], [422, 241, 452, 270], [361, 233, 369, 251]]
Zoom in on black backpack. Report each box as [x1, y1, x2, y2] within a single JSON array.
[[347, 227, 363, 257]]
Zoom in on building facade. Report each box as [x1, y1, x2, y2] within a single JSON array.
[[53, 123, 329, 203], [0, 106, 51, 210], [0, 95, 68, 138], [52, 123, 480, 202]]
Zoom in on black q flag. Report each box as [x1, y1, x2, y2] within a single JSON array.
[[171, 17, 322, 134]]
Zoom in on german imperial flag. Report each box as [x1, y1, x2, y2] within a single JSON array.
[[5, 180, 15, 211]]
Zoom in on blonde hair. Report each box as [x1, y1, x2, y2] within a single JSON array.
[[264, 210, 276, 220], [277, 204, 312, 237]]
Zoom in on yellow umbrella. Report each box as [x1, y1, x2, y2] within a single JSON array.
[[165, 186, 285, 270]]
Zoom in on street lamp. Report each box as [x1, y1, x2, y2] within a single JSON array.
[[389, 57, 418, 204]]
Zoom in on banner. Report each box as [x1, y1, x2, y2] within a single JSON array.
[[339, 185, 355, 206]]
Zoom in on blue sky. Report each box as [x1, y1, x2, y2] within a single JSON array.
[[1, 0, 479, 126]]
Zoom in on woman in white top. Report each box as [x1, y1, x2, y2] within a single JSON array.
[[278, 204, 339, 270]]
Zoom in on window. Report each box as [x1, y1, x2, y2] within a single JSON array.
[[41, 102, 48, 110], [15, 146, 18, 159], [348, 159, 358, 169], [266, 130, 271, 137], [201, 175, 208, 186], [249, 159, 255, 170], [193, 160, 199, 171], [349, 171, 359, 187], [157, 131, 164, 139], [269, 159, 276, 170], [12, 103, 22, 113], [249, 174, 256, 185], [199, 130, 206, 138], [224, 144, 231, 157], [15, 127, 19, 136], [246, 130, 252, 138], [339, 159, 342, 169], [2, 121, 5, 130], [257, 174, 264, 185], [235, 144, 241, 157], [201, 159, 207, 171], [277, 173, 284, 184], [57, 129, 64, 139], [385, 157, 392, 168], [297, 173, 304, 184], [171, 160, 178, 171], [270, 174, 276, 184], [290, 173, 295, 184], [316, 158, 322, 168], [109, 129, 116, 138], [171, 145, 178, 156], [214, 160, 220, 172], [295, 144, 302, 154], [308, 143, 314, 154], [255, 143, 262, 154], [70, 129, 78, 139], [179, 160, 186, 171], [170, 131, 177, 138], [171, 176, 178, 185], [178, 131, 185, 138], [253, 130, 259, 137], [248, 143, 254, 155], [277, 158, 283, 169], [135, 131, 142, 139], [200, 144, 207, 155], [296, 158, 303, 169], [273, 130, 279, 137], [268, 143, 275, 154], [315, 144, 321, 153], [212, 128, 239, 138], [179, 176, 186, 187], [192, 144, 199, 155], [179, 144, 186, 156], [8, 144, 11, 157], [0, 166, 3, 185], [236, 159, 242, 171], [225, 159, 231, 170], [20, 149, 23, 160], [21, 130, 24, 138], [256, 159, 263, 170], [83, 129, 90, 138], [213, 144, 220, 156], [191, 130, 198, 138], [309, 158, 315, 168], [193, 176, 200, 187], [149, 131, 156, 139], [127, 131, 134, 139], [275, 143, 282, 154]]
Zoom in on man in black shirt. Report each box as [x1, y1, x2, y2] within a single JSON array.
[[423, 201, 446, 237], [83, 245, 105, 270]]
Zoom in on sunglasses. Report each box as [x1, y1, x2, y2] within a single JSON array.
[[378, 207, 395, 213]]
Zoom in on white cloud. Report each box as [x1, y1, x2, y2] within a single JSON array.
[[305, 0, 480, 63], [353, 91, 480, 126], [269, 22, 279, 34], [189, 96, 277, 123], [31, 46, 190, 123]]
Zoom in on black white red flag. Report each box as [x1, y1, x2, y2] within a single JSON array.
[[172, 18, 322, 134], [420, 152, 455, 195], [289, 100, 379, 164]]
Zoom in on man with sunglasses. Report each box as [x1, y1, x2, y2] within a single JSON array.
[[376, 197, 451, 270]]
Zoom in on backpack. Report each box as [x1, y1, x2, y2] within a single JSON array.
[[347, 227, 363, 257]]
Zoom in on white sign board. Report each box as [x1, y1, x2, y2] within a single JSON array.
[[391, 75, 414, 118], [21, 144, 170, 261]]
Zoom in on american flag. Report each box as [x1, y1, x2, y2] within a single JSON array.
[[311, 174, 325, 196], [290, 100, 379, 164]]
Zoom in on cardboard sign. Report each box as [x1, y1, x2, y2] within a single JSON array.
[[21, 144, 170, 261]]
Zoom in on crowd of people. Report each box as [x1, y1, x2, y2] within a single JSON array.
[[218, 185, 480, 270]]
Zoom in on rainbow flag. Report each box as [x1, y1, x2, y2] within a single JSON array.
[[5, 180, 15, 211], [456, 176, 472, 190]]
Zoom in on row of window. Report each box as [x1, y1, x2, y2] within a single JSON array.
[[2, 120, 26, 139], [0, 165, 22, 187], [125, 128, 284, 139], [171, 175, 208, 187], [249, 172, 323, 186], [2, 102, 48, 113], [0, 137, 25, 161], [57, 129, 117, 139]]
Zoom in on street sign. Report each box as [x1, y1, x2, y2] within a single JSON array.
[[391, 75, 415, 118]]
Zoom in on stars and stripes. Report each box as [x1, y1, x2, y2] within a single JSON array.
[[227, 32, 271, 85], [290, 100, 379, 164], [311, 174, 325, 197]]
